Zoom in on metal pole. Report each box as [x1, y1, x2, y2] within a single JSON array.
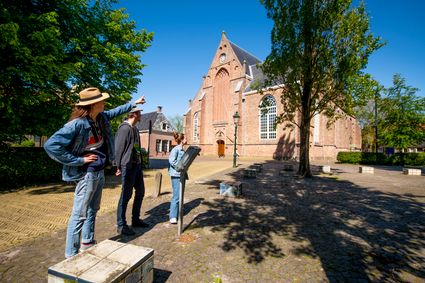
[[147, 120, 152, 167], [233, 124, 238, 168], [177, 172, 186, 235]]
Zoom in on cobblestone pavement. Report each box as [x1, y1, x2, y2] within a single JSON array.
[[0, 161, 424, 282], [0, 158, 232, 252]]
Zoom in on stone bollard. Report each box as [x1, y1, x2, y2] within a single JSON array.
[[153, 172, 162, 198]]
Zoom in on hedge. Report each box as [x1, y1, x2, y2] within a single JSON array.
[[0, 147, 150, 191], [0, 147, 62, 190], [337, 151, 425, 166]]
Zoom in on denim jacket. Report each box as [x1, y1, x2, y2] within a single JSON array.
[[168, 144, 185, 177], [44, 103, 135, 181]]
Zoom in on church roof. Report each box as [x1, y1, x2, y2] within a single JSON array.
[[229, 41, 261, 75], [226, 39, 272, 92]]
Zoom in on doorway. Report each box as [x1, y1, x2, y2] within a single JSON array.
[[217, 140, 225, 157]]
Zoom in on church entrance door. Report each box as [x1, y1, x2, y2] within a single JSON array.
[[217, 140, 225, 157]]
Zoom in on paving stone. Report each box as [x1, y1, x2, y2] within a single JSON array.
[[1, 162, 425, 282]]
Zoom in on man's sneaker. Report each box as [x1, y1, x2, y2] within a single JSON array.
[[80, 240, 97, 251], [117, 225, 135, 236], [170, 218, 177, 224], [132, 219, 149, 228]]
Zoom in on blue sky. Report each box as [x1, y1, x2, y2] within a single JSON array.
[[117, 0, 425, 117]]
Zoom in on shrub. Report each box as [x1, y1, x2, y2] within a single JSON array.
[[141, 149, 149, 169], [360, 152, 388, 165], [337, 151, 425, 166], [12, 139, 35, 147], [388, 153, 425, 166], [337, 152, 362, 164], [0, 147, 62, 190]]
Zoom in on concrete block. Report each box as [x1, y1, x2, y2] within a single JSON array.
[[48, 240, 154, 283], [220, 181, 243, 197], [243, 169, 257, 179], [359, 166, 374, 174], [321, 165, 331, 173], [403, 168, 421, 176], [250, 165, 262, 173], [253, 163, 263, 172], [283, 164, 294, 171]]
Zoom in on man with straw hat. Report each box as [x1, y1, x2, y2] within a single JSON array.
[[44, 87, 145, 258]]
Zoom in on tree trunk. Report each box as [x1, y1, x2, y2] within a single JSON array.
[[298, 0, 314, 178], [298, 104, 312, 177]]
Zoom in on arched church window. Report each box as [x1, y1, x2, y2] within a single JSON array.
[[259, 95, 277, 139], [193, 112, 199, 142]]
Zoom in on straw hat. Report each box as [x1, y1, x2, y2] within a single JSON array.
[[130, 107, 143, 113], [76, 87, 110, 106]]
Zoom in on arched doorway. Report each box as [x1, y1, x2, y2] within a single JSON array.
[[217, 140, 225, 157]]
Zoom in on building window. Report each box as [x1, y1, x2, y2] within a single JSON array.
[[162, 123, 167, 131], [259, 95, 277, 139], [162, 140, 168, 152], [156, 139, 161, 152], [193, 112, 199, 142]]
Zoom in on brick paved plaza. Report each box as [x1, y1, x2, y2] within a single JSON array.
[[0, 159, 424, 282]]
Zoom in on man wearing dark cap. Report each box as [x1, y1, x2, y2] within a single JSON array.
[[44, 87, 145, 258], [115, 107, 149, 236]]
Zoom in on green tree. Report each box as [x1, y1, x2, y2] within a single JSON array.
[[379, 74, 425, 151], [260, 0, 383, 177], [354, 86, 384, 152], [168, 114, 183, 133], [0, 0, 153, 145]]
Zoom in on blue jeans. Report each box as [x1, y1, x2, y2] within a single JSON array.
[[65, 171, 104, 258], [170, 177, 180, 219], [117, 163, 145, 228]]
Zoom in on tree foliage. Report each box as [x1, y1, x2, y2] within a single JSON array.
[[0, 0, 153, 144], [260, 0, 383, 176], [168, 114, 183, 133], [379, 74, 425, 150]]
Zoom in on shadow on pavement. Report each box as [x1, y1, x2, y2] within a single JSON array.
[[194, 161, 425, 282], [109, 198, 204, 243], [153, 268, 172, 282]]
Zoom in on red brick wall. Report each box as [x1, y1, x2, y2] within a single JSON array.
[[184, 33, 362, 161], [140, 131, 174, 157]]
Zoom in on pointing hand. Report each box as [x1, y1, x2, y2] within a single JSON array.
[[135, 96, 146, 105]]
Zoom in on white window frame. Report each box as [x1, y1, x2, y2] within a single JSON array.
[[234, 80, 243, 92], [193, 112, 199, 142], [259, 95, 277, 140]]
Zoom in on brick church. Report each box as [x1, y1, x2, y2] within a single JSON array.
[[183, 32, 361, 161]]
